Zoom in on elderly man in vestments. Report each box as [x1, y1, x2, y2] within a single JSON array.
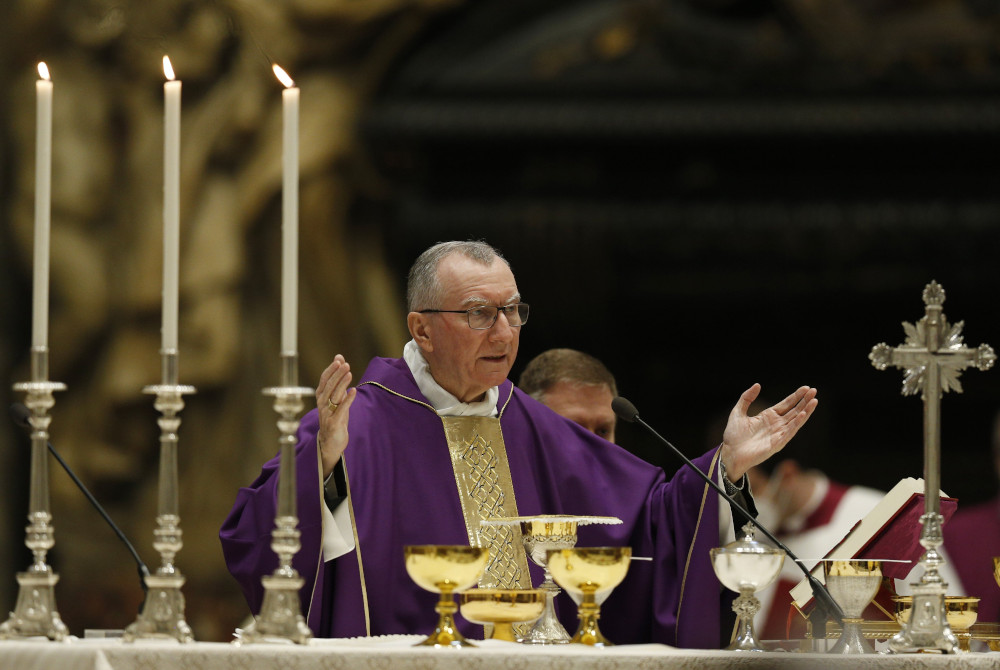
[[220, 241, 818, 648]]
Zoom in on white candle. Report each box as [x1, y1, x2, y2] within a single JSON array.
[[273, 64, 299, 355], [162, 56, 181, 352], [32, 63, 52, 350]]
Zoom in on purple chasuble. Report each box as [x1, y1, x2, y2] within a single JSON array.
[[220, 356, 733, 648]]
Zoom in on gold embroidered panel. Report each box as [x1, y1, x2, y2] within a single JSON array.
[[441, 416, 531, 590]]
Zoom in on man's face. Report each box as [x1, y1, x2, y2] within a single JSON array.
[[409, 254, 521, 403], [541, 380, 617, 443]]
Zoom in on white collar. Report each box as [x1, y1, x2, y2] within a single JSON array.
[[403, 340, 499, 417]]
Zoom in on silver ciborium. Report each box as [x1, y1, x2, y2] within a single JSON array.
[[710, 523, 785, 652], [823, 560, 882, 654]]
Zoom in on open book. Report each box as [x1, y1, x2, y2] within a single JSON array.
[[790, 477, 958, 611]]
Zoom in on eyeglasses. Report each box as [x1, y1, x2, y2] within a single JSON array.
[[419, 303, 530, 330]]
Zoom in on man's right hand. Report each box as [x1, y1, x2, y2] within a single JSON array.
[[316, 354, 357, 478]]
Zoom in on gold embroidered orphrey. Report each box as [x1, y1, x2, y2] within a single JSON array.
[[441, 416, 532, 590]]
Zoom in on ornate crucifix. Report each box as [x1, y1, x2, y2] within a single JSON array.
[[869, 280, 995, 654]]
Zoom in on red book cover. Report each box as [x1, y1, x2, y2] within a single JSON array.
[[790, 478, 958, 611]]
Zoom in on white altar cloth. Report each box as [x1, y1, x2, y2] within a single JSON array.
[[1, 635, 999, 670]]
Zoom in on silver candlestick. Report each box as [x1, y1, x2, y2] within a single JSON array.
[[123, 348, 196, 642], [237, 353, 313, 645], [870, 281, 995, 654], [0, 346, 68, 640]]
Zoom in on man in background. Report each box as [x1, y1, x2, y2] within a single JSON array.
[[518, 348, 618, 443]]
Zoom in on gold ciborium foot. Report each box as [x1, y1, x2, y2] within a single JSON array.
[[405, 545, 490, 648], [572, 594, 610, 646], [417, 590, 471, 647], [547, 547, 631, 647]]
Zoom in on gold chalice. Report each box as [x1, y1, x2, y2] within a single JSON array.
[[459, 589, 545, 642], [710, 524, 784, 652], [823, 560, 882, 654], [404, 545, 490, 647], [546, 547, 631, 646], [893, 595, 979, 652], [994, 556, 999, 589]]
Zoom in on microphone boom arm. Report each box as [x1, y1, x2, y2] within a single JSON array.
[[610, 396, 846, 627]]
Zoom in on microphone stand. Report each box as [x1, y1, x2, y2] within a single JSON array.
[[46, 436, 151, 603], [617, 401, 845, 638], [9, 404, 150, 609]]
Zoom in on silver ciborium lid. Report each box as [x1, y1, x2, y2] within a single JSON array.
[[710, 523, 785, 652]]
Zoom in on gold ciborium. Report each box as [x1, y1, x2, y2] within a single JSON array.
[[710, 524, 784, 652], [893, 595, 979, 652], [404, 545, 490, 647], [823, 560, 882, 654], [546, 547, 631, 646], [459, 589, 545, 642]]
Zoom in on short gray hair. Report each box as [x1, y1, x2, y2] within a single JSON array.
[[406, 241, 509, 311]]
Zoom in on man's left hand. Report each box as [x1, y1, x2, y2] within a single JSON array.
[[720, 384, 818, 482]]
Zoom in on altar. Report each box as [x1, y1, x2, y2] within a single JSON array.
[[4, 636, 1000, 670]]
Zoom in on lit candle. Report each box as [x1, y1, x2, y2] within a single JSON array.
[[273, 64, 299, 356], [32, 62, 52, 350], [162, 55, 181, 352]]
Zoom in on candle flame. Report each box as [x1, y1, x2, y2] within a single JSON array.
[[272, 64, 295, 89], [37, 62, 50, 81], [163, 55, 176, 81]]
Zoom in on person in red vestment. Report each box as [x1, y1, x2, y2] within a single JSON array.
[[943, 412, 1000, 625]]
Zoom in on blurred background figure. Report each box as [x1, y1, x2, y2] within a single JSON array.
[[747, 459, 884, 640], [518, 348, 618, 443], [943, 411, 1000, 624]]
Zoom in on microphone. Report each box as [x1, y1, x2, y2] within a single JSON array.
[[612, 397, 845, 632], [9, 403, 150, 602]]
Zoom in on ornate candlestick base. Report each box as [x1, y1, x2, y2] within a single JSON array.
[[0, 566, 67, 641], [889, 513, 958, 654], [123, 572, 193, 642], [889, 583, 959, 654], [0, 370, 68, 641], [237, 375, 314, 645], [123, 351, 196, 643], [239, 570, 312, 645]]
